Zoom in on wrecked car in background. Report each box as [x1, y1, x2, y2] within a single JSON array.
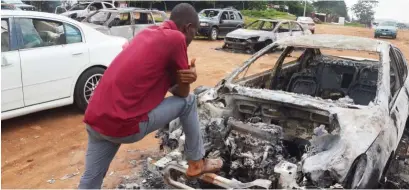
[[223, 19, 311, 53], [82, 8, 167, 40], [297, 16, 316, 34], [148, 34, 409, 189], [58, 1, 115, 21]]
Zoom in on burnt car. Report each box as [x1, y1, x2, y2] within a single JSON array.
[[223, 19, 311, 53], [147, 34, 409, 189], [197, 8, 244, 41], [82, 8, 167, 40], [1, 0, 35, 11]]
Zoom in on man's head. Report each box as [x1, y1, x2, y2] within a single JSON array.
[[170, 3, 199, 46]]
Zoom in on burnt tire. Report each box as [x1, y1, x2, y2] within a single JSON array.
[[74, 67, 105, 112], [209, 27, 218, 41]]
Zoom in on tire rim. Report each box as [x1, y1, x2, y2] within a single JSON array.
[[84, 74, 103, 103], [211, 29, 217, 40]]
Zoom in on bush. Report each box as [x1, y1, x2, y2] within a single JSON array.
[[241, 9, 296, 25], [345, 22, 365, 27]]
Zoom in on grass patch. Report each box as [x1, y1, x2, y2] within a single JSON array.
[[345, 22, 365, 27], [241, 9, 296, 25]]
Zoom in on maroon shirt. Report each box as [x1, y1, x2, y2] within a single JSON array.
[[84, 21, 189, 137]]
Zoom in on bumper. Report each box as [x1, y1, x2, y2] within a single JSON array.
[[223, 38, 258, 51], [197, 27, 211, 36], [375, 31, 396, 37]]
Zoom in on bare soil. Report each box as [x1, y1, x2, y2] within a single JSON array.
[[2, 24, 409, 189]]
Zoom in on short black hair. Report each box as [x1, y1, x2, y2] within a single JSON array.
[[170, 3, 199, 28]]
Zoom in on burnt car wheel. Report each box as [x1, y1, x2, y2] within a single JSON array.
[[74, 67, 105, 111], [209, 27, 218, 41]]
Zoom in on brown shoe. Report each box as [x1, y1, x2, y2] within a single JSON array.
[[186, 158, 223, 178]]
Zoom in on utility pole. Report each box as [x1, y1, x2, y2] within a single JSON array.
[[303, 0, 307, 17]]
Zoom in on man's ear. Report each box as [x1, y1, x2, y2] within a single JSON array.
[[183, 23, 192, 33]]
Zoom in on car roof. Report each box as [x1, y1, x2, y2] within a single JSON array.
[[99, 7, 153, 13], [257, 18, 288, 22], [275, 34, 389, 53], [1, 10, 74, 20]]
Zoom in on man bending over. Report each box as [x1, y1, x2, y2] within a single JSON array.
[[78, 3, 223, 189]]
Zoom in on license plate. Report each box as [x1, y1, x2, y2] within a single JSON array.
[[382, 33, 387, 35]]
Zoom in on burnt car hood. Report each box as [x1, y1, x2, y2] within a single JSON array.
[[226, 28, 270, 39]]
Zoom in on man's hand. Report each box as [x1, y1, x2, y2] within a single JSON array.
[[177, 58, 197, 84]]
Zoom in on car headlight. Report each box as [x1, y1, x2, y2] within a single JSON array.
[[247, 37, 260, 43], [200, 22, 209, 27]]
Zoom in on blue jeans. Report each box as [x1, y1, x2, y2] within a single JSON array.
[[78, 94, 204, 189]]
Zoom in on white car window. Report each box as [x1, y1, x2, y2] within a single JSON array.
[[88, 11, 111, 25], [134, 12, 154, 24], [64, 23, 82, 44], [278, 22, 290, 33], [1, 19, 10, 52], [103, 3, 113, 8], [18, 18, 65, 49], [291, 22, 302, 32]]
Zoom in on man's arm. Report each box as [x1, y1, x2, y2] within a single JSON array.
[[169, 84, 190, 98]]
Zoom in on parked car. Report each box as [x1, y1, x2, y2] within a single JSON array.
[[223, 19, 311, 53], [82, 8, 168, 40], [197, 8, 244, 40], [297, 16, 315, 33], [148, 34, 409, 189], [1, 3, 17, 10], [1, 10, 128, 120], [374, 21, 398, 39], [58, 1, 115, 21], [1, 0, 35, 11]]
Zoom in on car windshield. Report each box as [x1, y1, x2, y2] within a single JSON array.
[[379, 21, 397, 27], [199, 10, 219, 18], [69, 3, 90, 11], [87, 11, 112, 25], [245, 20, 277, 31]]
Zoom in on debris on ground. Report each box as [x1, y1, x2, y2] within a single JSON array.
[[47, 178, 55, 184], [60, 172, 80, 180]]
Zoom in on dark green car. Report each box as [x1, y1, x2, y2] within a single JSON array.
[[374, 21, 398, 39]]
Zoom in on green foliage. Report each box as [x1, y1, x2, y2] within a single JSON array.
[[345, 22, 365, 27], [351, 0, 377, 25], [273, 1, 314, 17], [313, 0, 349, 20], [241, 9, 296, 25]]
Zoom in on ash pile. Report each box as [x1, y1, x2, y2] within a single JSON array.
[[156, 116, 301, 189]]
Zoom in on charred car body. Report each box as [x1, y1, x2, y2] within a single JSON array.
[[59, 1, 115, 21], [148, 34, 409, 189], [82, 8, 167, 40], [223, 19, 311, 53]]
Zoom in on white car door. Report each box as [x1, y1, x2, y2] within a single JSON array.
[[1, 18, 24, 112], [16, 17, 89, 106]]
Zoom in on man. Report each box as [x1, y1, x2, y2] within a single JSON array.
[[78, 3, 223, 189]]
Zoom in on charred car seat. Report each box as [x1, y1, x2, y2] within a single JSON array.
[[287, 72, 318, 96], [348, 67, 378, 105]]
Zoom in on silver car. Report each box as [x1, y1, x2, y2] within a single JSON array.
[[223, 19, 311, 53], [82, 8, 168, 40]]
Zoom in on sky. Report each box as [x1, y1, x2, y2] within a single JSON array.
[[344, 0, 409, 23]]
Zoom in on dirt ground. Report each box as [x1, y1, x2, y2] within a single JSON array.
[[2, 24, 409, 189]]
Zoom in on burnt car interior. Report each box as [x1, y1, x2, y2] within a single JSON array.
[[235, 47, 381, 105], [246, 20, 278, 31]]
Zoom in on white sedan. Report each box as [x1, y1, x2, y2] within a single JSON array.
[[1, 10, 128, 120]]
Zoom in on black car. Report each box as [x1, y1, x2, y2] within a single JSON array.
[[197, 8, 244, 40]]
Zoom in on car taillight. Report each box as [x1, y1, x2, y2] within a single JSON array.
[[122, 41, 129, 49]]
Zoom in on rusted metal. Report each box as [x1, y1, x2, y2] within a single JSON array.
[[163, 163, 272, 189]]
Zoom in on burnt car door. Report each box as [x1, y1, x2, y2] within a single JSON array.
[[389, 46, 409, 140], [109, 12, 134, 40], [133, 11, 155, 36], [228, 11, 241, 31], [218, 11, 231, 36], [290, 21, 304, 37], [274, 21, 292, 41]]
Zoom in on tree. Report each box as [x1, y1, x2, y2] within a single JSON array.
[[351, 0, 377, 26], [313, 0, 349, 21]]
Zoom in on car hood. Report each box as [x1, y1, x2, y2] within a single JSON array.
[[226, 28, 270, 39], [376, 26, 397, 31]]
